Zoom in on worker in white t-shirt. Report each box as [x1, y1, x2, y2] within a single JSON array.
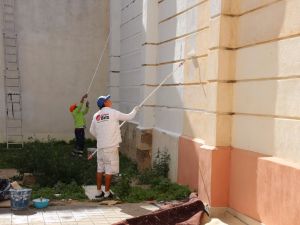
[[89, 95, 139, 199]]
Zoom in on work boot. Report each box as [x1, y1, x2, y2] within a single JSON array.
[[95, 191, 104, 199], [104, 190, 114, 199], [72, 149, 84, 157]]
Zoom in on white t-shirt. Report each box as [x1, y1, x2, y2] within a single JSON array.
[[89, 107, 137, 149]]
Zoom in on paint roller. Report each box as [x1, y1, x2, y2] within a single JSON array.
[[187, 49, 207, 96]]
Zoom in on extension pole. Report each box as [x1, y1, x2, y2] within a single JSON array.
[[88, 60, 185, 160], [86, 31, 111, 94]]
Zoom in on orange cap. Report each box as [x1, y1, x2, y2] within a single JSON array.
[[69, 104, 77, 112]]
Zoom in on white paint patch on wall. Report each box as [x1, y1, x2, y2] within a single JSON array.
[[120, 68, 143, 87], [120, 15, 143, 41], [155, 86, 183, 108], [159, 2, 209, 42], [156, 62, 184, 85], [110, 57, 120, 72], [210, 0, 221, 18], [121, 0, 142, 23], [159, 29, 208, 63], [121, 33, 142, 56], [154, 107, 183, 135], [137, 106, 155, 129], [120, 50, 142, 71], [159, 0, 204, 22], [119, 86, 141, 104], [119, 0, 144, 116], [152, 128, 180, 182]]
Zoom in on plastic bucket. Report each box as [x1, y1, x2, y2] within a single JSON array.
[[9, 189, 32, 210], [33, 198, 49, 209]]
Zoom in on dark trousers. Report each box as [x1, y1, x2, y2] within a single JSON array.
[[75, 128, 85, 151]]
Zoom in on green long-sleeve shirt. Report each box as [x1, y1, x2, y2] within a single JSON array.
[[72, 103, 89, 128]]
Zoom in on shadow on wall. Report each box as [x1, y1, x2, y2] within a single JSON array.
[[143, 0, 212, 192]]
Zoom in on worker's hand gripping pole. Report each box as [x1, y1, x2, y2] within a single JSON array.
[[88, 61, 185, 160]]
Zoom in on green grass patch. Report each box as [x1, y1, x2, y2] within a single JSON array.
[[0, 148, 21, 169], [31, 181, 87, 200], [1, 140, 190, 202], [1, 139, 97, 186], [112, 151, 191, 202]]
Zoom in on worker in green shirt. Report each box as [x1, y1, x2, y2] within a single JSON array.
[[69, 94, 89, 157]]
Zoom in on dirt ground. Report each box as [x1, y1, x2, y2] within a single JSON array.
[[0, 169, 18, 179]]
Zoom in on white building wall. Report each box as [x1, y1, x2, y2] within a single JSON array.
[[0, 0, 109, 142], [110, 0, 212, 181], [109, 0, 121, 110]]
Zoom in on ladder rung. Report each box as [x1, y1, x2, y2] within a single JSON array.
[[3, 34, 16, 39], [4, 20, 14, 23], [3, 33, 17, 38], [4, 26, 15, 29], [7, 127, 22, 129], [7, 144, 23, 148], [4, 4, 14, 7], [5, 45, 16, 47], [5, 67, 19, 71], [3, 29, 15, 33], [5, 45, 16, 48], [5, 76, 20, 79], [7, 135, 23, 137], [4, 12, 14, 15], [6, 85, 20, 87], [7, 91, 20, 94], [7, 144, 23, 146]]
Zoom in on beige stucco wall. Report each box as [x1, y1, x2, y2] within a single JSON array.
[[0, 0, 109, 142], [231, 0, 300, 163]]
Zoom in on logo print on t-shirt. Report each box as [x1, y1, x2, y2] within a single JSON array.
[[100, 114, 109, 121], [96, 115, 101, 121]]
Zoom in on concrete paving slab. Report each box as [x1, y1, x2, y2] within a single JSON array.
[[83, 185, 102, 200], [0, 200, 252, 225], [0, 202, 160, 225]]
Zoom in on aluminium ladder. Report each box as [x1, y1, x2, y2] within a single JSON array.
[[2, 0, 23, 148]]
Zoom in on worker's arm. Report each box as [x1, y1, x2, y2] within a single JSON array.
[[83, 101, 89, 115], [89, 117, 96, 137], [115, 107, 139, 121], [78, 94, 88, 112]]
